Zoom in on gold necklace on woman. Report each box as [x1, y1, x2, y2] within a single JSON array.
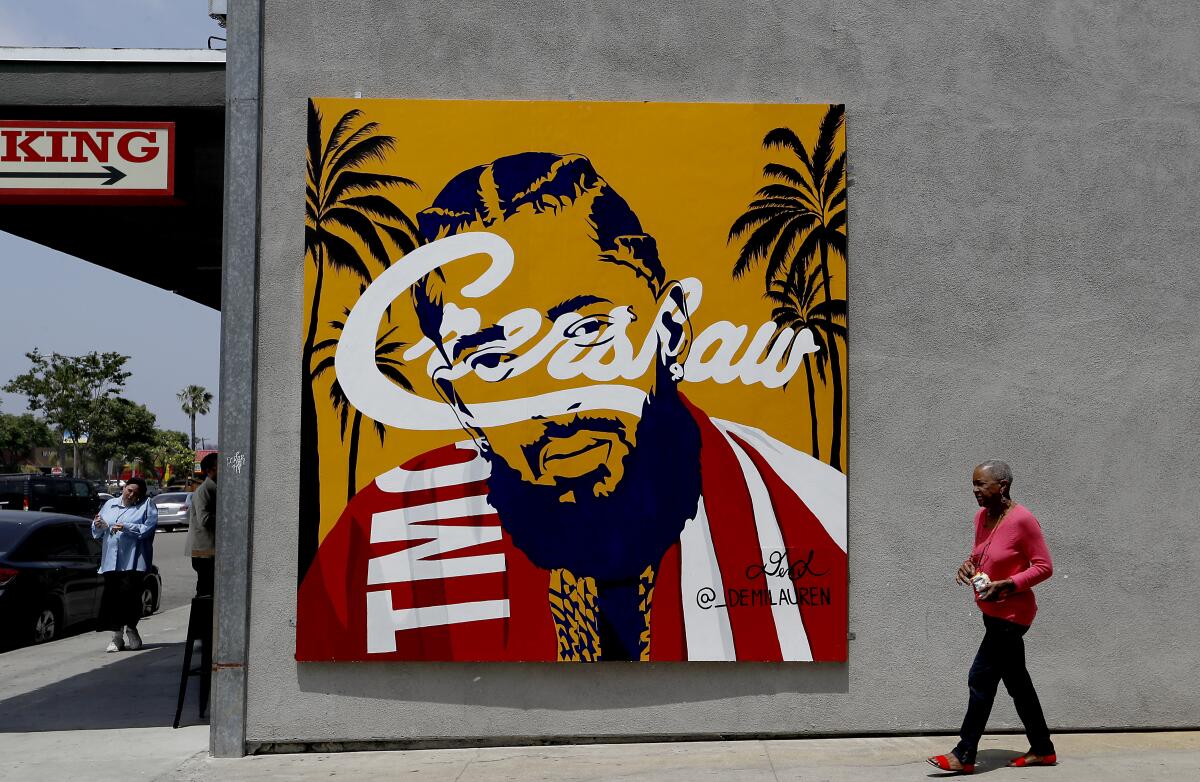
[[985, 501, 1013, 529], [976, 502, 1013, 567]]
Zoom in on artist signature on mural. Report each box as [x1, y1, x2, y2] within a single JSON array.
[[745, 549, 826, 581], [694, 549, 830, 609], [695, 584, 832, 609]]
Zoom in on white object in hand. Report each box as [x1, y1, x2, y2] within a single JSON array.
[[971, 572, 991, 594]]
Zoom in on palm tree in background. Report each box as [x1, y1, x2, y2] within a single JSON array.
[[177, 384, 213, 450], [729, 104, 848, 469], [300, 102, 422, 582], [311, 308, 414, 503], [765, 269, 847, 460]]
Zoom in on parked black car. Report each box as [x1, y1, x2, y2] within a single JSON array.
[[0, 511, 162, 645], [0, 474, 103, 517]]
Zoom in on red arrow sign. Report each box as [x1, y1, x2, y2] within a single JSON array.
[[0, 120, 174, 203]]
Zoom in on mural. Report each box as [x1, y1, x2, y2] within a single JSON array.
[[296, 99, 848, 662]]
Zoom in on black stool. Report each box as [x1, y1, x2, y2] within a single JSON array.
[[173, 595, 213, 729]]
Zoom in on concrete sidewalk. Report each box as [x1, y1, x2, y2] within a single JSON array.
[[2, 617, 1196, 780], [3, 729, 1198, 781], [169, 731, 1200, 781], [0, 603, 209, 781], [0, 604, 206, 726]]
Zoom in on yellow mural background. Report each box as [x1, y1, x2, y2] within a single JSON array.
[[305, 99, 847, 543]]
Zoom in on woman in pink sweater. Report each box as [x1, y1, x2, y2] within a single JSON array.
[[928, 460, 1056, 774]]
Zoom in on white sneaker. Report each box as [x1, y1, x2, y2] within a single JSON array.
[[106, 632, 125, 653], [125, 626, 142, 651]]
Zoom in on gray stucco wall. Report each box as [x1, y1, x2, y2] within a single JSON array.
[[243, 0, 1200, 746]]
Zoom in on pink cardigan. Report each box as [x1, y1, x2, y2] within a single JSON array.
[[971, 504, 1053, 626]]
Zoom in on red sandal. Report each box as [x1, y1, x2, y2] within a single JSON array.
[[1009, 753, 1057, 767], [927, 754, 975, 774]]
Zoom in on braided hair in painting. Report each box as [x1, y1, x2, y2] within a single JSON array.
[[411, 152, 702, 659]]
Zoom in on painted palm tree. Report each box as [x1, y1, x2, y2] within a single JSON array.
[[177, 384, 213, 450], [300, 102, 422, 581], [729, 104, 847, 469], [765, 268, 847, 460], [311, 309, 414, 502]]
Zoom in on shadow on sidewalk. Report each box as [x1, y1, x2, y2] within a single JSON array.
[[0, 638, 209, 732], [927, 748, 1025, 776]]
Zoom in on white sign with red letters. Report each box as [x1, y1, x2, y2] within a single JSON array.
[[0, 120, 174, 200]]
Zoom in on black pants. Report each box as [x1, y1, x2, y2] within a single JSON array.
[[953, 614, 1055, 765], [192, 557, 215, 597], [99, 571, 144, 632]]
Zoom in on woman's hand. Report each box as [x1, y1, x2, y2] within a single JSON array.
[[978, 578, 1014, 601], [955, 559, 976, 586]]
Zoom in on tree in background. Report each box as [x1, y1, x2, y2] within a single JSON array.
[[90, 398, 158, 476], [148, 429, 194, 483], [0, 411, 56, 471], [4, 350, 131, 477], [177, 384, 214, 450]]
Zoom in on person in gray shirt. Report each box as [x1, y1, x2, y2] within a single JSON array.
[[187, 452, 218, 596]]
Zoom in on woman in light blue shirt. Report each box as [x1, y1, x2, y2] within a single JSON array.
[[91, 477, 157, 652]]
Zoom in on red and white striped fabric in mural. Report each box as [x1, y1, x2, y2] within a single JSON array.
[[297, 401, 847, 662]]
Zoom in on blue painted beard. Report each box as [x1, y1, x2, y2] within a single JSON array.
[[483, 365, 702, 584]]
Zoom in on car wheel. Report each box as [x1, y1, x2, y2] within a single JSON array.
[[32, 605, 60, 644], [141, 582, 158, 617]]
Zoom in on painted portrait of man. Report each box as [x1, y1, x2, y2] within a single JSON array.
[[297, 136, 847, 662]]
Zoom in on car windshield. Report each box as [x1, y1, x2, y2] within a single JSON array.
[[154, 493, 189, 504]]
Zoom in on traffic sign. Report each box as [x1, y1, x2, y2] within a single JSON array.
[[50, 466, 63, 476], [0, 120, 174, 202]]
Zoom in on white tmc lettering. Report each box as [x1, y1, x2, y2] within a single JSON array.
[[364, 491, 509, 650], [366, 592, 509, 653], [336, 232, 818, 432], [366, 496, 505, 584]]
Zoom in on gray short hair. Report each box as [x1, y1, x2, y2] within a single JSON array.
[[978, 460, 1013, 494]]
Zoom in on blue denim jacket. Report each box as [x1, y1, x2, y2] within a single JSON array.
[[92, 497, 157, 573]]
